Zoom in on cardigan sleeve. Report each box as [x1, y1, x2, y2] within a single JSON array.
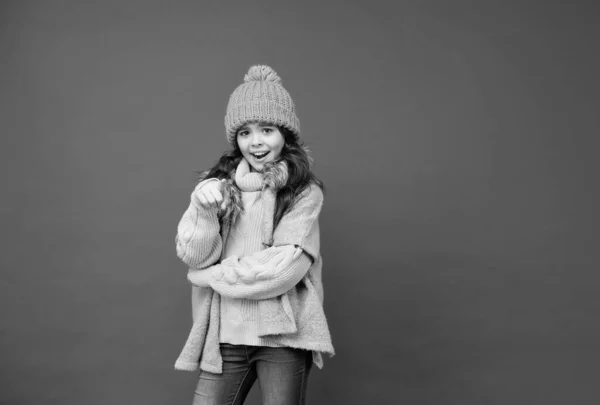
[[175, 179, 223, 269], [187, 184, 323, 299]]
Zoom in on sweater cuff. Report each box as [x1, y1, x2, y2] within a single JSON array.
[[187, 267, 217, 287]]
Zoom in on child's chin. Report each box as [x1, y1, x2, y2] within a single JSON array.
[[249, 162, 265, 172]]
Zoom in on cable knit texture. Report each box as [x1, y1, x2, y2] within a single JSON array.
[[224, 65, 300, 146], [174, 158, 334, 373], [218, 161, 286, 347]]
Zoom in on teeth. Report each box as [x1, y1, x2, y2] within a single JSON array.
[[252, 152, 268, 158]]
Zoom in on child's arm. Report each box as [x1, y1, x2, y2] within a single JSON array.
[[176, 179, 223, 269], [187, 185, 323, 299]]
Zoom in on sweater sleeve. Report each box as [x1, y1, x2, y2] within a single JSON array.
[[187, 245, 312, 300], [175, 179, 223, 269], [187, 184, 323, 299]]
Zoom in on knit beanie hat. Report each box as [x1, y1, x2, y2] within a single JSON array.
[[224, 65, 300, 146]]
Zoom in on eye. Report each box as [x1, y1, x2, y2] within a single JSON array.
[[237, 130, 249, 137], [262, 127, 273, 134]]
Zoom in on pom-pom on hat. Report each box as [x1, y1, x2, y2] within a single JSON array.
[[225, 65, 300, 146]]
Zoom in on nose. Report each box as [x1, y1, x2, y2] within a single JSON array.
[[250, 131, 263, 146]]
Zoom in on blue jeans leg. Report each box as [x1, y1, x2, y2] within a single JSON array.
[[193, 344, 256, 405], [192, 344, 312, 405], [252, 346, 313, 405]]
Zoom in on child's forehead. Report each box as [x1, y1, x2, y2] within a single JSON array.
[[238, 121, 275, 130]]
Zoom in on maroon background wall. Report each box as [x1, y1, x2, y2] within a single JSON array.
[[1, 0, 599, 404]]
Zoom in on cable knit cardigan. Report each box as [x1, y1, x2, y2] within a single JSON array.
[[174, 159, 334, 373]]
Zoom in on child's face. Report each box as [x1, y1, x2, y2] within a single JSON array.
[[236, 122, 285, 172]]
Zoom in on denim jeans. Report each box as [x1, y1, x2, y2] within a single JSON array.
[[192, 343, 312, 405]]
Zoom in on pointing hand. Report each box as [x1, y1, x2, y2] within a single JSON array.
[[195, 179, 229, 211]]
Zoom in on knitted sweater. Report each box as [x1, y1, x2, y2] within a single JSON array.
[[218, 162, 310, 346], [174, 158, 334, 373]]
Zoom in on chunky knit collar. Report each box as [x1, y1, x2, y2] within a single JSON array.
[[233, 158, 289, 193], [234, 158, 263, 192], [218, 158, 289, 225]]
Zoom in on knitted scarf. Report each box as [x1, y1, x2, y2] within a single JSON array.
[[201, 157, 289, 229]]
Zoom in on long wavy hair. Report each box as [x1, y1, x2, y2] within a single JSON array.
[[199, 126, 324, 228]]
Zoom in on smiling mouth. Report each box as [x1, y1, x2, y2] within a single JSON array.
[[251, 152, 269, 159]]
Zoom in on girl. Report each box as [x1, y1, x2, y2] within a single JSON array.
[[174, 65, 334, 405]]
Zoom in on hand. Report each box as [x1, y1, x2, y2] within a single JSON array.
[[195, 179, 229, 211], [187, 267, 212, 287]]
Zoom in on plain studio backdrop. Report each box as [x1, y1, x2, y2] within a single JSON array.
[[1, 1, 599, 404]]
